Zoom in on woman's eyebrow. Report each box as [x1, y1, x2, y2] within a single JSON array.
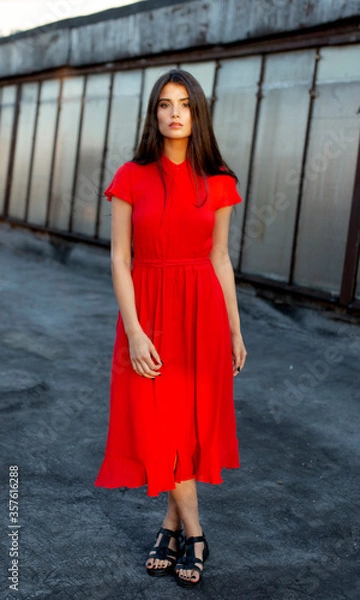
[[158, 97, 190, 102]]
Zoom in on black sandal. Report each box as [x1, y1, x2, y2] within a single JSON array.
[[145, 527, 184, 577], [174, 533, 209, 588]]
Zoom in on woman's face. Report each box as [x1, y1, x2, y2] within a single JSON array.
[[156, 83, 192, 140]]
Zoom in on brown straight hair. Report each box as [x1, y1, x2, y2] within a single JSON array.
[[132, 69, 238, 206]]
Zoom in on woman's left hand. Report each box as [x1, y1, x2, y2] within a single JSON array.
[[232, 331, 247, 376]]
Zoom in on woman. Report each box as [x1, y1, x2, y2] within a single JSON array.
[[94, 69, 247, 588]]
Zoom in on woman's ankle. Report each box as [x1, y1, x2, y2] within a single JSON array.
[[162, 516, 182, 531], [184, 525, 203, 539]]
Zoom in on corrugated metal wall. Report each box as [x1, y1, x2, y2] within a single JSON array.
[[0, 44, 359, 308]]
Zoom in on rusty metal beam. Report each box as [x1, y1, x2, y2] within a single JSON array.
[[45, 79, 63, 228], [68, 75, 87, 233], [237, 54, 265, 272], [24, 81, 41, 222], [134, 68, 146, 154], [1, 216, 110, 248], [234, 271, 342, 312], [210, 59, 220, 118], [339, 136, 360, 306], [351, 299, 360, 311], [235, 270, 360, 316], [95, 73, 114, 239], [2, 85, 21, 218], [288, 48, 321, 285]]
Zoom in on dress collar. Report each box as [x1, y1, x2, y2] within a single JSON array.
[[160, 153, 190, 172]]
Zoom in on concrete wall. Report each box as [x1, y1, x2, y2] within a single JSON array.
[[0, 0, 359, 78]]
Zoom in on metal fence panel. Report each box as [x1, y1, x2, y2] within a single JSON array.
[[212, 56, 262, 266], [356, 260, 360, 300], [0, 37, 359, 309], [49, 77, 84, 231], [8, 83, 38, 219], [99, 69, 142, 241], [179, 61, 216, 98], [72, 73, 111, 236], [0, 85, 17, 215], [140, 65, 177, 121], [242, 49, 315, 281], [293, 45, 360, 295], [28, 80, 60, 225]]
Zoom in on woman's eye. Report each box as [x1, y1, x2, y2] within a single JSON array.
[[158, 101, 190, 109]]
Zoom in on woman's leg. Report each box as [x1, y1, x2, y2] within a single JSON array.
[[171, 479, 206, 584], [145, 491, 182, 571], [145, 479, 206, 581]]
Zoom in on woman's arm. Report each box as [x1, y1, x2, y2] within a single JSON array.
[[110, 197, 162, 378], [209, 206, 247, 375]]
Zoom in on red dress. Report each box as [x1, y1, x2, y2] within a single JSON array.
[[94, 154, 242, 497]]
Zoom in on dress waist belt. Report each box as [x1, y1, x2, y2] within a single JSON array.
[[132, 257, 211, 268]]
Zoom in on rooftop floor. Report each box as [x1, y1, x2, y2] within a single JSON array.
[[1, 223, 359, 600]]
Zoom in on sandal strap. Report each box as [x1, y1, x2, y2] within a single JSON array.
[[182, 557, 204, 569], [175, 533, 209, 587], [175, 553, 204, 575], [188, 564, 202, 575], [175, 555, 186, 570], [149, 545, 177, 562], [182, 533, 209, 566], [157, 527, 183, 542], [185, 534, 206, 545], [148, 527, 184, 563]]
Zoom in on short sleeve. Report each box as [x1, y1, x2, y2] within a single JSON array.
[[214, 175, 242, 210], [104, 162, 133, 204]]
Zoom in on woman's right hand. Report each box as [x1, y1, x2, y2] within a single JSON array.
[[127, 330, 163, 379]]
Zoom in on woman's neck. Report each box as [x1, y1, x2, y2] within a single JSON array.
[[163, 138, 188, 165]]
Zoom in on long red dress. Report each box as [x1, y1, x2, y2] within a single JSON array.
[[94, 154, 242, 497]]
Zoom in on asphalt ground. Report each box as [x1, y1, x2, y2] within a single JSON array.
[[1, 223, 359, 600]]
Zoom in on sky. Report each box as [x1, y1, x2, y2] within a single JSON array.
[[0, 0, 146, 37]]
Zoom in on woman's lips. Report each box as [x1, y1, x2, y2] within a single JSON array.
[[169, 122, 183, 128]]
